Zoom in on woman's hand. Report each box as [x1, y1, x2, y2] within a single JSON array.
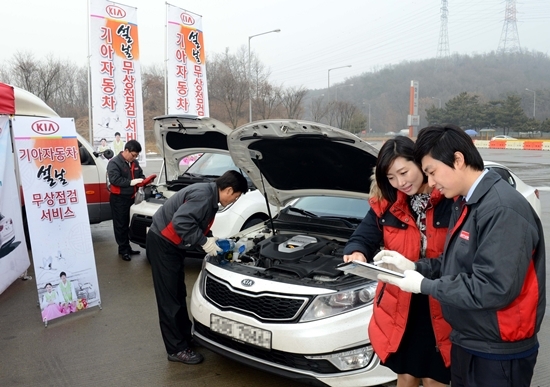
[[343, 251, 367, 263]]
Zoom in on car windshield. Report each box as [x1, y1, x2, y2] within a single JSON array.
[[291, 196, 370, 219], [186, 153, 238, 176]]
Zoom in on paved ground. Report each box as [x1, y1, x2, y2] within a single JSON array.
[[1, 149, 549, 387]]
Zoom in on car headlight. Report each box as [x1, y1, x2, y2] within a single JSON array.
[[300, 282, 377, 322], [305, 345, 375, 371]]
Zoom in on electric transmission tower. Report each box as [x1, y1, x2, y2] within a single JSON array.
[[498, 0, 521, 53], [436, 0, 450, 59]]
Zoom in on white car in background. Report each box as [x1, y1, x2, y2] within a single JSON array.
[[128, 115, 277, 253], [189, 119, 542, 387], [491, 135, 517, 140]]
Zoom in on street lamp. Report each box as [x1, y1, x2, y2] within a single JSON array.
[[248, 29, 281, 123], [327, 65, 351, 102], [364, 102, 371, 134], [431, 96, 442, 109], [525, 88, 536, 119]]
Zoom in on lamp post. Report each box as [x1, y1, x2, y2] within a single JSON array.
[[431, 96, 442, 109], [525, 88, 536, 119], [248, 29, 281, 123], [327, 65, 351, 102], [364, 102, 371, 134]]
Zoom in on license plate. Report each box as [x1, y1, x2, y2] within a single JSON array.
[[210, 314, 272, 349]]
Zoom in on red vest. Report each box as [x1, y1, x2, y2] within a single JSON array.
[[368, 189, 452, 367]]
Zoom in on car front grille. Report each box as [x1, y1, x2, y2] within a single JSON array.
[[204, 274, 311, 322], [194, 320, 340, 374], [129, 214, 152, 247]]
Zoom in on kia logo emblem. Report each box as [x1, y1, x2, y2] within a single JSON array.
[[241, 279, 255, 287], [106, 5, 126, 19], [31, 120, 60, 135], [180, 12, 195, 25]]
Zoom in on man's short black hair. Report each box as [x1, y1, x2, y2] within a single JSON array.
[[216, 170, 248, 194], [414, 124, 484, 171], [124, 140, 142, 153]]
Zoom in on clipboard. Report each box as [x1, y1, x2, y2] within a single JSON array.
[[336, 261, 405, 281]]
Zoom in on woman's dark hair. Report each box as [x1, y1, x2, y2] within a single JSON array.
[[59, 271, 67, 278], [414, 124, 484, 171], [45, 283, 53, 288], [375, 136, 426, 204], [216, 170, 248, 194]]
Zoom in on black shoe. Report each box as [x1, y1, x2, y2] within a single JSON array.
[[121, 254, 131, 261], [167, 348, 204, 365], [129, 249, 140, 255]]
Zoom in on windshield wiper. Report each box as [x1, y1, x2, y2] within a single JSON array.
[[287, 207, 319, 218], [319, 216, 357, 228]]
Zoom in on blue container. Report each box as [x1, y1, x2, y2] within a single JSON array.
[[216, 239, 235, 255]]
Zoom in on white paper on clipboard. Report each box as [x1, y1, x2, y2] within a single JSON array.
[[336, 261, 405, 281]]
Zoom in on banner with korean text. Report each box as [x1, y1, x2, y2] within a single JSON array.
[[0, 116, 30, 295], [166, 4, 209, 116], [89, 0, 146, 165], [12, 117, 101, 324]]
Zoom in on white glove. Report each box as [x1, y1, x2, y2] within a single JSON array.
[[130, 178, 144, 186], [373, 250, 415, 274], [378, 270, 424, 294], [201, 237, 222, 256]]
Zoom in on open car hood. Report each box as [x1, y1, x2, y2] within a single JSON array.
[[228, 120, 379, 207], [154, 115, 233, 180]]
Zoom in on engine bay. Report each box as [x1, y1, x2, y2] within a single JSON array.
[[211, 231, 355, 284]]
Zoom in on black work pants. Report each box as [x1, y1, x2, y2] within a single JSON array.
[[110, 194, 133, 255], [451, 344, 537, 387], [147, 230, 192, 355]]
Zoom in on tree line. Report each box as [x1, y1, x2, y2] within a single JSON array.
[[1, 49, 549, 150]]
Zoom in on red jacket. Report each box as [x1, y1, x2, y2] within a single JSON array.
[[368, 188, 453, 367]]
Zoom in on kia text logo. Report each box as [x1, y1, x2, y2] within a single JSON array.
[[106, 5, 126, 19], [31, 120, 60, 135], [180, 12, 195, 25], [241, 279, 255, 287]]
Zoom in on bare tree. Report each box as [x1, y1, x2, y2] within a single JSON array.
[[332, 101, 360, 131], [254, 81, 282, 119], [207, 47, 249, 128], [142, 63, 165, 114], [280, 86, 307, 119], [310, 95, 329, 122]]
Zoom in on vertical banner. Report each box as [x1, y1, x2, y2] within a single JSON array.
[[89, 0, 146, 165], [166, 4, 209, 117], [0, 117, 30, 295], [12, 117, 101, 324]]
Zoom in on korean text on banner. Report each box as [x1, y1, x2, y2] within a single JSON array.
[[166, 4, 209, 117], [0, 116, 30, 295], [12, 116, 101, 324], [89, 0, 146, 165]]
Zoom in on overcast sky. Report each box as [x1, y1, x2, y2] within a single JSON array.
[[2, 0, 549, 90]]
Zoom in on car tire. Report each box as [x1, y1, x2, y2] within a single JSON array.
[[241, 216, 267, 231]]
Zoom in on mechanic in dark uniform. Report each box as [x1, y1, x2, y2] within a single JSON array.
[[107, 139, 145, 261], [146, 170, 248, 365]]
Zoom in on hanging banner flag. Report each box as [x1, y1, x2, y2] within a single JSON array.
[[0, 116, 30, 295], [12, 116, 101, 325], [166, 4, 209, 117], [89, 0, 146, 165]]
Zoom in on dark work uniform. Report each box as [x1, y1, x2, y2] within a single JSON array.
[[107, 152, 144, 255], [147, 182, 218, 355]]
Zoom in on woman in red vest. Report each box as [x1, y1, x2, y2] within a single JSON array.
[[343, 136, 453, 387]]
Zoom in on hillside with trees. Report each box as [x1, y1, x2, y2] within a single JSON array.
[[1, 50, 549, 151]]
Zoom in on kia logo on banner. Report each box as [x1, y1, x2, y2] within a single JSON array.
[[106, 5, 126, 19], [241, 279, 255, 287], [180, 12, 195, 25], [31, 120, 60, 135]]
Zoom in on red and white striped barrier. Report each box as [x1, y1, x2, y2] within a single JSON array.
[[473, 140, 550, 151]]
